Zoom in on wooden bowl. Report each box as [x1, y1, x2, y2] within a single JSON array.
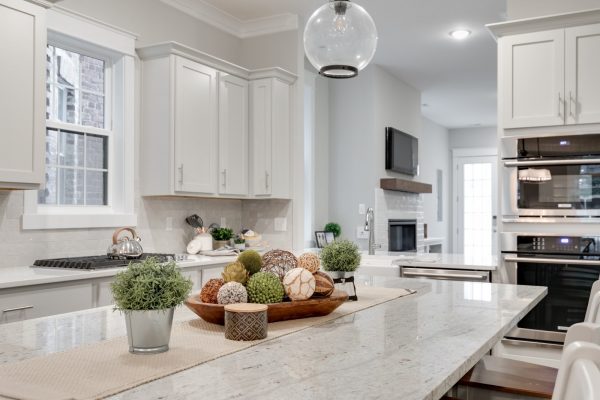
[[184, 290, 349, 325]]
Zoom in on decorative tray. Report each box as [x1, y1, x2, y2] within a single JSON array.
[[184, 290, 349, 325]]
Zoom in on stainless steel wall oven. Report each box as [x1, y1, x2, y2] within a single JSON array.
[[502, 232, 600, 344], [501, 133, 600, 217]]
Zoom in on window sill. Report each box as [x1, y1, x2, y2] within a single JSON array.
[[22, 213, 137, 230]]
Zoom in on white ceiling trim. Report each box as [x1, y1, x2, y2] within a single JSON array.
[[160, 0, 298, 38]]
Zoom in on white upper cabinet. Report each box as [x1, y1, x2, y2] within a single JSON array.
[[174, 58, 218, 194], [250, 78, 291, 199], [218, 74, 248, 196], [0, 0, 47, 189], [565, 23, 600, 125], [502, 29, 565, 129]]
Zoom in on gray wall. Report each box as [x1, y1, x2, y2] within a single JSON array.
[[449, 126, 498, 150], [507, 0, 600, 19], [240, 30, 298, 73]]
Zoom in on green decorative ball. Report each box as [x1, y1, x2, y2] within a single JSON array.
[[246, 272, 285, 304], [321, 239, 361, 272], [237, 250, 263, 274]]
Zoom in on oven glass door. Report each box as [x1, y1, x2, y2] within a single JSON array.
[[517, 260, 600, 334], [517, 164, 600, 211]]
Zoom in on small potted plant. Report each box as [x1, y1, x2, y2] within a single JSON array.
[[233, 235, 246, 251], [320, 239, 361, 279], [324, 222, 342, 239], [211, 227, 234, 249], [111, 258, 193, 354]]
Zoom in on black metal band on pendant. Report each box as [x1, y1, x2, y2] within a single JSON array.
[[319, 65, 358, 79]]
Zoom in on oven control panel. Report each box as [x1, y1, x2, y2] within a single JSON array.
[[517, 236, 598, 254]]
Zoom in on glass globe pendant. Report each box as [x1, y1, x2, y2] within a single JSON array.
[[304, 0, 378, 79]]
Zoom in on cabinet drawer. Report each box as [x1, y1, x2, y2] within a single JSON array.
[[0, 282, 93, 324]]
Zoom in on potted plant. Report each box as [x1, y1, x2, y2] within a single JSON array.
[[320, 239, 361, 279], [324, 222, 342, 239], [233, 235, 246, 251], [211, 227, 234, 249], [111, 257, 193, 354]]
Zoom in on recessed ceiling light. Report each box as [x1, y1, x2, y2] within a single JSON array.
[[449, 29, 471, 40]]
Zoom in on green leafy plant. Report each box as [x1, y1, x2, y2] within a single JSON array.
[[324, 222, 342, 238], [320, 240, 361, 272], [111, 258, 193, 311], [234, 236, 245, 245], [211, 227, 234, 241]]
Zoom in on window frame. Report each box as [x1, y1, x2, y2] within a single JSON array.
[[23, 8, 137, 230]]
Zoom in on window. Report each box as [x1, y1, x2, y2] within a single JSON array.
[[23, 8, 136, 230], [40, 45, 109, 207]]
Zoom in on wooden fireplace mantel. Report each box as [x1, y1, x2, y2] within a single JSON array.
[[380, 178, 432, 194]]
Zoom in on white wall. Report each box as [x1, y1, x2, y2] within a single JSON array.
[[507, 0, 600, 19], [240, 30, 298, 73], [449, 126, 498, 150]]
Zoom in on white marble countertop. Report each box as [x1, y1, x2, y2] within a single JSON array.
[[0, 277, 545, 400], [357, 252, 497, 272], [0, 255, 236, 290]]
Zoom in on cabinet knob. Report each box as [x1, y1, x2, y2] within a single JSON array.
[[222, 169, 227, 187], [178, 164, 184, 185], [265, 171, 270, 190]]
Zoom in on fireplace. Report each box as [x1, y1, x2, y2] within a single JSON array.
[[388, 219, 417, 252]]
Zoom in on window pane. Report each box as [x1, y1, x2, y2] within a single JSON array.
[[85, 171, 108, 205], [59, 131, 84, 167], [55, 47, 80, 88], [38, 166, 58, 205], [45, 128, 59, 166], [46, 45, 55, 83], [86, 134, 108, 169], [48, 86, 81, 124], [58, 168, 84, 205], [80, 92, 104, 129], [80, 55, 104, 92]]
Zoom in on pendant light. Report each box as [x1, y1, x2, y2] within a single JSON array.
[[304, 0, 378, 79]]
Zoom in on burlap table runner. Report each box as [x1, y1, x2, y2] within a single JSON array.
[[0, 286, 415, 400]]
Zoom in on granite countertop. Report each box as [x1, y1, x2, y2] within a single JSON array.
[[0, 277, 546, 400], [0, 255, 236, 290]]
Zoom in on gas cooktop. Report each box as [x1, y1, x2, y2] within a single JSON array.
[[32, 253, 175, 270]]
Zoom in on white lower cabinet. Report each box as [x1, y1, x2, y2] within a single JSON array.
[[0, 282, 93, 324]]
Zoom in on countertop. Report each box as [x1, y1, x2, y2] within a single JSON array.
[[0, 255, 236, 290], [0, 277, 546, 400], [358, 252, 498, 273]]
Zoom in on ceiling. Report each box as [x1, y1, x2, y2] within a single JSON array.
[[184, 0, 507, 129]]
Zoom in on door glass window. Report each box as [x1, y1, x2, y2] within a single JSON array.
[[463, 163, 493, 257]]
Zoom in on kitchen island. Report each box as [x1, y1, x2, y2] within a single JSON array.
[[0, 277, 545, 400]]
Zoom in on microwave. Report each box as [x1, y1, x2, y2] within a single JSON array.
[[501, 134, 600, 217]]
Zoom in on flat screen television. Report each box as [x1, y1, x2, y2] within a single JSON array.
[[385, 127, 418, 176]]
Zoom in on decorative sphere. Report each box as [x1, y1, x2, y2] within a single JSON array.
[[237, 250, 263, 274], [217, 282, 248, 305], [200, 278, 224, 304], [246, 272, 285, 304], [283, 268, 316, 301], [313, 271, 335, 297], [261, 250, 298, 281], [298, 253, 320, 273]]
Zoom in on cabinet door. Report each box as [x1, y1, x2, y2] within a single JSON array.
[[218, 74, 248, 196], [174, 57, 217, 194], [566, 24, 600, 125], [0, 0, 46, 188], [502, 30, 565, 128], [250, 79, 273, 196]]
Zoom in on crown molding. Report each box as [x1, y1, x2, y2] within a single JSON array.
[[487, 8, 600, 40], [160, 0, 298, 39]]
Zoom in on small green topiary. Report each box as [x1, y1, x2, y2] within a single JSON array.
[[237, 250, 262, 274], [324, 222, 342, 238], [246, 272, 285, 304], [111, 258, 193, 311], [320, 239, 361, 272]]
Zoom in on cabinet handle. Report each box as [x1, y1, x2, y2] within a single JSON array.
[[265, 171, 270, 190], [178, 164, 184, 184], [3, 305, 34, 313], [558, 93, 563, 118], [222, 169, 227, 187], [569, 91, 577, 119]]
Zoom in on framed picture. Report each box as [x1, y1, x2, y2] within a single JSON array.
[[324, 231, 335, 244], [315, 231, 327, 248]]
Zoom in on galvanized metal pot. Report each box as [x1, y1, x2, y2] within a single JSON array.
[[124, 308, 175, 354]]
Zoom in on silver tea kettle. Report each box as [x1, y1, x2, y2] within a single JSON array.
[[107, 227, 143, 259]]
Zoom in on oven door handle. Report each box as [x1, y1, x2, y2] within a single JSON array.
[[504, 255, 600, 266], [503, 158, 600, 167]]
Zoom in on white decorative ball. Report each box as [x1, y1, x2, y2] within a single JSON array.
[[283, 268, 316, 301], [217, 282, 248, 305]]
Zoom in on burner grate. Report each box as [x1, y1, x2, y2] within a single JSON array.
[[33, 253, 175, 270]]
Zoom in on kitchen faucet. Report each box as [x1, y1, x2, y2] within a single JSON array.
[[364, 207, 380, 255]]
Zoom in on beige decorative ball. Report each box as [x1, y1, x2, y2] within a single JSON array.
[[313, 271, 335, 297], [283, 268, 316, 301], [297, 253, 320, 273], [261, 250, 298, 281]]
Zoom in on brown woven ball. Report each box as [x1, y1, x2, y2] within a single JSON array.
[[313, 271, 335, 297], [200, 278, 224, 304], [261, 250, 298, 280], [297, 253, 320, 273]]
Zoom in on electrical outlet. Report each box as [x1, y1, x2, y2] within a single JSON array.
[[274, 217, 287, 232], [358, 204, 366, 215], [356, 226, 369, 239], [166, 217, 173, 231], [220, 217, 227, 227]]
